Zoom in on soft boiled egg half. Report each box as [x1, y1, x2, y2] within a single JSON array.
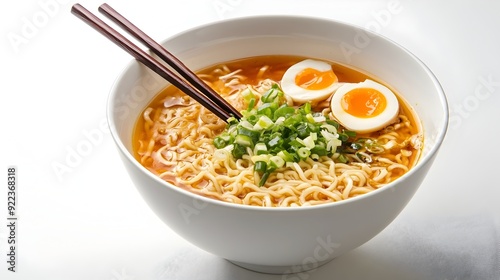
[[281, 59, 342, 103], [330, 79, 399, 134]]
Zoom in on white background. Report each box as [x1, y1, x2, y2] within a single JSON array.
[[1, 0, 500, 279]]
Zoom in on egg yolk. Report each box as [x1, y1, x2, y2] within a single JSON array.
[[341, 88, 387, 118], [295, 68, 337, 90]]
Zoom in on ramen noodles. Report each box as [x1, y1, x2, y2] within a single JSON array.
[[133, 55, 422, 207]]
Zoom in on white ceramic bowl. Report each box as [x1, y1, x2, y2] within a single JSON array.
[[108, 16, 448, 274]]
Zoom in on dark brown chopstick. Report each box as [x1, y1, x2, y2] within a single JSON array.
[[97, 3, 242, 119], [71, 4, 240, 122]]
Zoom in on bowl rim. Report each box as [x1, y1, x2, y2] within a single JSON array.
[[107, 14, 449, 212]]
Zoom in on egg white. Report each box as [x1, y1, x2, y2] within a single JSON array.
[[280, 59, 342, 103], [330, 79, 399, 134]]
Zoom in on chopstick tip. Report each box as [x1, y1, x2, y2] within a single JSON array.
[[98, 3, 111, 12], [70, 3, 87, 16]]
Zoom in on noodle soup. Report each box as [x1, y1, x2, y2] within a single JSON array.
[[133, 55, 422, 207]]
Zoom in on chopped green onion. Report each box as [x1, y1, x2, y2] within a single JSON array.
[[277, 150, 295, 162], [296, 123, 310, 138], [237, 126, 260, 143], [213, 84, 366, 186], [305, 113, 316, 123], [275, 116, 285, 125], [301, 134, 316, 149], [338, 133, 349, 142], [219, 133, 232, 142], [364, 139, 384, 153], [259, 171, 272, 187], [227, 117, 238, 126], [239, 120, 254, 130], [254, 161, 267, 173], [241, 87, 255, 101], [326, 119, 340, 129], [268, 135, 283, 148], [313, 115, 326, 123], [261, 84, 281, 103], [337, 153, 348, 163], [232, 144, 247, 159], [254, 143, 268, 155], [351, 142, 362, 150], [274, 105, 295, 119], [284, 114, 303, 127], [297, 147, 311, 160], [251, 154, 270, 163], [234, 134, 253, 147], [344, 130, 356, 138], [213, 137, 226, 149], [302, 102, 311, 114], [311, 145, 328, 156], [257, 102, 276, 118], [255, 115, 274, 130], [321, 124, 338, 133], [327, 138, 342, 152], [269, 156, 285, 169], [248, 98, 256, 110]]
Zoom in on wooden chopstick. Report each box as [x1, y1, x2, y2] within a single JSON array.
[[97, 3, 242, 119], [71, 4, 239, 122]]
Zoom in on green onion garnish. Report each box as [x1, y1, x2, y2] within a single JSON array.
[[214, 84, 358, 186]]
